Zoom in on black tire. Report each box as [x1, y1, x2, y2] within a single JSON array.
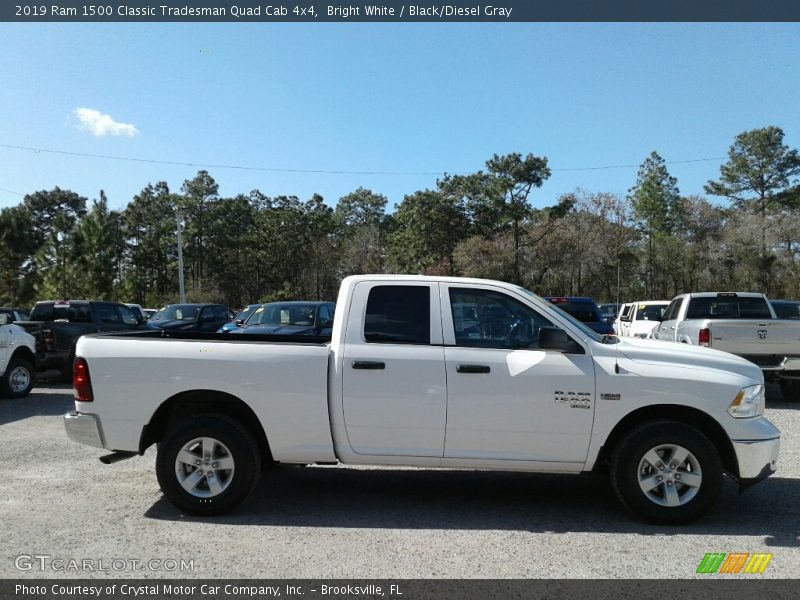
[[610, 420, 723, 525], [60, 348, 76, 383], [2, 356, 35, 398], [779, 380, 800, 402], [156, 414, 261, 516]]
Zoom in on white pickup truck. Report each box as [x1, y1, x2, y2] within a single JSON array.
[[64, 275, 780, 524], [0, 314, 36, 398], [653, 292, 800, 400]]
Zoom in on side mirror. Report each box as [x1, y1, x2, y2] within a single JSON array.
[[0, 314, 8, 325], [235, 319, 244, 326], [538, 326, 583, 354]]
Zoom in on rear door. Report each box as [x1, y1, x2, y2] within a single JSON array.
[[654, 297, 682, 341], [618, 303, 635, 337], [341, 282, 447, 457], [441, 284, 596, 463]]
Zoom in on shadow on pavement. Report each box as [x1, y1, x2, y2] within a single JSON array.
[[0, 385, 73, 426], [144, 465, 800, 547]]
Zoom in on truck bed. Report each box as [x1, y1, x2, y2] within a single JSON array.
[[74, 331, 336, 463]]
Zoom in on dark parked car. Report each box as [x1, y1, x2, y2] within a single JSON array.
[[0, 307, 31, 322], [231, 301, 335, 336], [218, 303, 262, 333], [770, 299, 800, 319], [16, 300, 144, 376], [146, 304, 234, 333], [544, 296, 614, 334], [598, 303, 620, 325]]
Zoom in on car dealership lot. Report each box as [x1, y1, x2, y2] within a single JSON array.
[[1, 384, 798, 579]]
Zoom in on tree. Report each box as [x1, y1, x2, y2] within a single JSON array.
[[0, 207, 37, 305], [335, 188, 388, 275], [180, 170, 219, 292], [441, 153, 551, 284], [705, 126, 800, 292], [388, 190, 469, 274], [629, 152, 680, 298], [69, 192, 117, 299]]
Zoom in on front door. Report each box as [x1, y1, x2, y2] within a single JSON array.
[[441, 285, 595, 463]]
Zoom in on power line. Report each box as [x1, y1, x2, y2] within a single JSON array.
[[552, 156, 727, 172], [0, 144, 445, 176], [0, 142, 727, 177], [0, 186, 25, 197]]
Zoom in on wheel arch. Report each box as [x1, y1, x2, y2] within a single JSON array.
[[594, 404, 739, 478], [140, 389, 273, 466], [11, 346, 35, 366]]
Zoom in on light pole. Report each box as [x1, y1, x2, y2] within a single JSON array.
[[176, 213, 185, 303], [56, 231, 65, 299]]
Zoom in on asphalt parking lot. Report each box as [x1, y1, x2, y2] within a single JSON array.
[[0, 383, 798, 579]]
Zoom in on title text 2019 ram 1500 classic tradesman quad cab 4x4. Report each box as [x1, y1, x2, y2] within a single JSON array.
[[64, 276, 780, 524]]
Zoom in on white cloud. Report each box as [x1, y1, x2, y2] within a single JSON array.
[[73, 107, 139, 137]]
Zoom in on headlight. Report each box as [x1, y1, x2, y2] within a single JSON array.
[[728, 385, 764, 418]]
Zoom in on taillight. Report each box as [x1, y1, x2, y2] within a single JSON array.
[[73, 357, 93, 402], [699, 328, 710, 347], [41, 329, 55, 349]]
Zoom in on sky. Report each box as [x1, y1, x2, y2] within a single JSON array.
[[0, 22, 798, 212]]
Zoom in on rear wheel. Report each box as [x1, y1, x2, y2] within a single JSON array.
[[1, 357, 35, 398], [610, 420, 722, 525], [156, 415, 261, 515]]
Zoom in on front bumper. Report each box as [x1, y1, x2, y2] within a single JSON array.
[[64, 411, 105, 448], [733, 436, 780, 487]]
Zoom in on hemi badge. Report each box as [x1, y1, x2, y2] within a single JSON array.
[[601, 393, 621, 401]]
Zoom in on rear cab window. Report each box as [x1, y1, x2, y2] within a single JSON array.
[[31, 302, 92, 323], [686, 296, 772, 319]]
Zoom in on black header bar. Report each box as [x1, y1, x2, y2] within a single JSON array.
[[3, 1, 800, 23]]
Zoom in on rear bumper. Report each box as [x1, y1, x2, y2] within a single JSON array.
[[64, 411, 105, 448], [733, 436, 780, 487]]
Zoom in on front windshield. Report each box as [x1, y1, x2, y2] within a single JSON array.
[[251, 304, 317, 326], [151, 305, 201, 322], [236, 304, 259, 322], [516, 287, 605, 343], [636, 304, 667, 321]]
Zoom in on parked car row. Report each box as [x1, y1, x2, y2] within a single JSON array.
[[2, 296, 336, 383], [220, 301, 336, 336]]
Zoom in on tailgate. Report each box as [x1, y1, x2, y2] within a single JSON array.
[[709, 319, 800, 363]]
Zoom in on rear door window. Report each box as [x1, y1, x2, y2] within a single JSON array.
[[364, 286, 430, 345]]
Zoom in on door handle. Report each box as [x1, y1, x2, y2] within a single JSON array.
[[456, 364, 491, 374], [352, 360, 385, 370]]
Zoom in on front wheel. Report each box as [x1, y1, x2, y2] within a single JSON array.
[[610, 420, 722, 525], [2, 356, 35, 398], [156, 415, 261, 515]]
